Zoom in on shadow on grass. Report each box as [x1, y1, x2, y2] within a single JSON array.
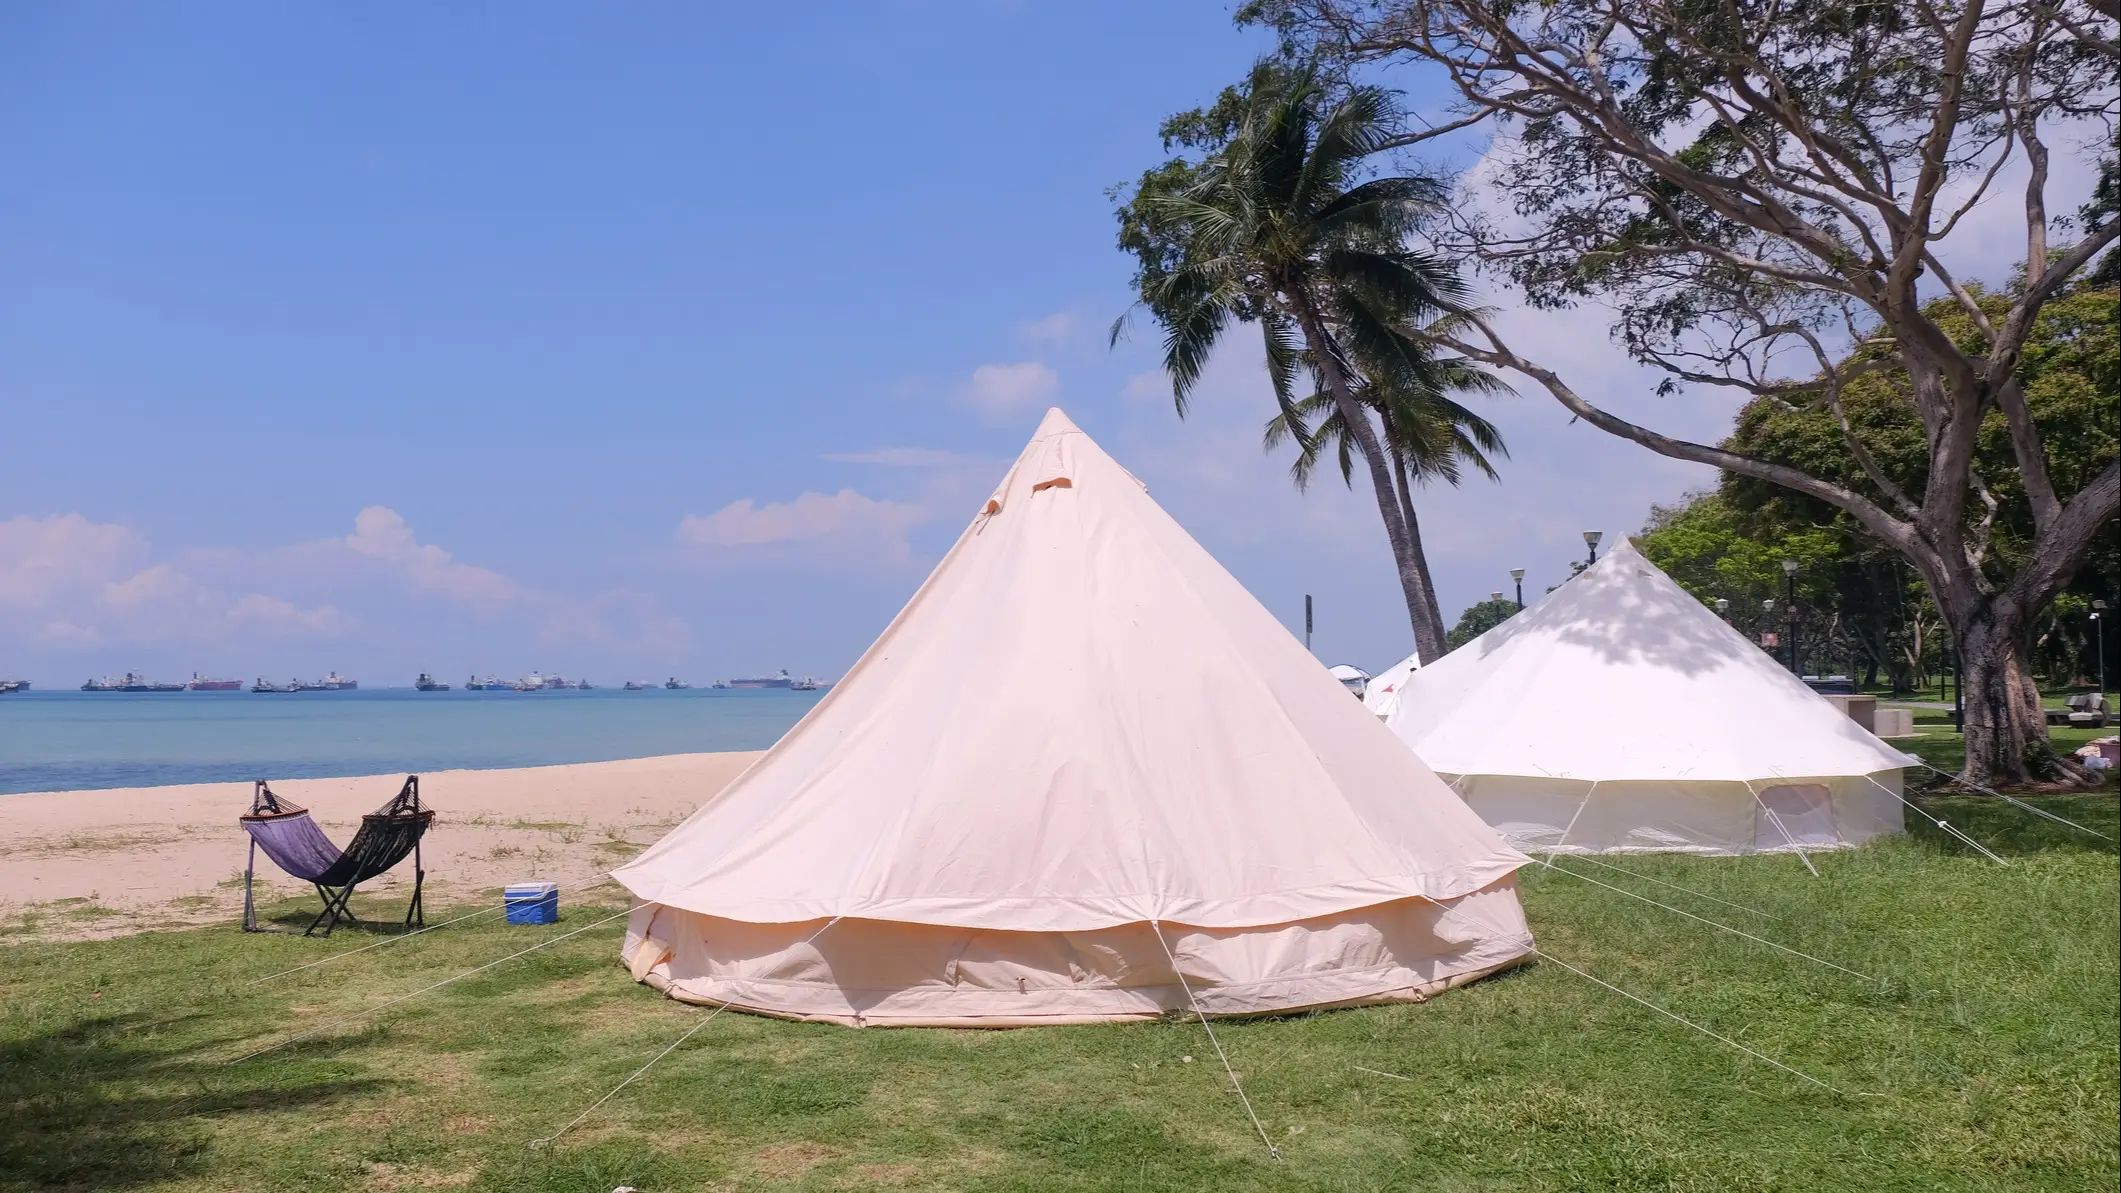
[[250, 893, 429, 938], [0, 1012, 382, 1191]]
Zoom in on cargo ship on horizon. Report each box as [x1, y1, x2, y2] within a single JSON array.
[[514, 672, 586, 691], [82, 673, 185, 692], [188, 674, 242, 691]]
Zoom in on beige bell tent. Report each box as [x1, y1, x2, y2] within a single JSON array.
[[614, 409, 1534, 1026], [1386, 539, 1913, 855]]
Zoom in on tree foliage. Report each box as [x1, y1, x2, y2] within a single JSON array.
[[1113, 62, 1510, 660], [1640, 281, 2120, 690], [1445, 596, 1519, 649], [1245, 0, 2119, 783]]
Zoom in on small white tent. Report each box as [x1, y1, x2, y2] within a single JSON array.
[[1327, 664, 1371, 695], [1386, 539, 1913, 855], [1363, 651, 1421, 717], [615, 409, 1533, 1026]]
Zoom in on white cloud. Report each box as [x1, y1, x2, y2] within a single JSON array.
[[36, 619, 102, 648], [228, 593, 356, 637], [99, 563, 191, 611], [0, 513, 144, 608], [1017, 311, 1080, 348], [676, 490, 924, 557], [0, 505, 688, 668], [964, 361, 1060, 418], [819, 447, 963, 468], [342, 506, 519, 610]]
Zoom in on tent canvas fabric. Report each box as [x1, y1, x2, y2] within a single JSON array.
[[614, 409, 1534, 1026], [1385, 539, 1915, 855], [1362, 651, 1420, 717]]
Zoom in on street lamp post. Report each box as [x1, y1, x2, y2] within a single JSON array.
[[1762, 598, 1776, 655], [1715, 597, 1730, 620], [2096, 599, 2109, 700], [1583, 530, 1603, 567], [1781, 558, 1800, 675], [1511, 568, 1526, 610]]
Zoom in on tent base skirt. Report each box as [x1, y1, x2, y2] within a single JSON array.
[[622, 880, 1533, 1028], [1452, 770, 1907, 856], [639, 954, 1530, 1027]]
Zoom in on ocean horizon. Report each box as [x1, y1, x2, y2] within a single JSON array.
[[0, 687, 823, 796]]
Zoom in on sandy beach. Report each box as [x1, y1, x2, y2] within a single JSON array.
[[0, 751, 758, 939]]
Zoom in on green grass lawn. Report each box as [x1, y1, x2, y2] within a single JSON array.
[[4, 791, 2115, 1193]]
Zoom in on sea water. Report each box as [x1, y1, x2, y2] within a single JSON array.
[[0, 687, 823, 796]]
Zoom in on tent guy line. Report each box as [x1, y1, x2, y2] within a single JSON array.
[[531, 916, 845, 1149], [1539, 853, 1784, 920], [1743, 779, 1821, 877], [1151, 919, 1281, 1162], [1857, 776, 2010, 865], [1530, 949, 1858, 1097], [1536, 858, 1881, 985], [1912, 761, 2115, 841], [225, 907, 633, 1065]]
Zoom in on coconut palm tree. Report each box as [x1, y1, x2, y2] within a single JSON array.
[[1115, 63, 1503, 661]]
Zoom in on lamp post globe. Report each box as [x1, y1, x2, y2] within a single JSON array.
[[1582, 530, 1603, 566], [1510, 568, 1526, 610]]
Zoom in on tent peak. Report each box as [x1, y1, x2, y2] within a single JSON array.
[[1033, 407, 1083, 437]]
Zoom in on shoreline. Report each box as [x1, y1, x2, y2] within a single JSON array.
[[0, 750, 760, 941], [0, 744, 758, 800]]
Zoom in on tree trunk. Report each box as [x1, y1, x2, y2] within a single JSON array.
[[1948, 596, 2069, 787], [1391, 449, 1452, 658], [1284, 293, 1448, 660]]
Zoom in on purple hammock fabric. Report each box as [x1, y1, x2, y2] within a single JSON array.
[[243, 813, 344, 883]]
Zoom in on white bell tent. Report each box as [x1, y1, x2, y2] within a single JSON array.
[[614, 409, 1534, 1026], [1363, 651, 1421, 717], [1385, 539, 1913, 855]]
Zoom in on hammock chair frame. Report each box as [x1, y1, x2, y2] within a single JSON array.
[[241, 776, 434, 937]]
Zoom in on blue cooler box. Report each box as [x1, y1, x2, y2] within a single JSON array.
[[504, 881, 560, 925]]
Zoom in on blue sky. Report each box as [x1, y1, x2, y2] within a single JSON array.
[[6, 3, 2069, 687]]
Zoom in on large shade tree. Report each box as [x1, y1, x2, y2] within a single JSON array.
[[1115, 64, 1508, 663], [1249, 0, 2119, 784], [1645, 280, 2118, 694]]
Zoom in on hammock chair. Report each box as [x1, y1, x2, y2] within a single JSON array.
[[240, 776, 434, 937]]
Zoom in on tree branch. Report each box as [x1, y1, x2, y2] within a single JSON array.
[[1429, 310, 1920, 553]]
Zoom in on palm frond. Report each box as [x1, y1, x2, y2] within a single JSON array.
[[1291, 85, 1400, 217], [1160, 296, 1234, 417]]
